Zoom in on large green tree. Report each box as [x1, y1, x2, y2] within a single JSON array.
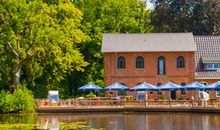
[[150, 0, 220, 35], [64, 0, 154, 97], [0, 0, 87, 90]]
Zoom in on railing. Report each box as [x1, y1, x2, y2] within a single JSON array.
[[35, 98, 220, 109]]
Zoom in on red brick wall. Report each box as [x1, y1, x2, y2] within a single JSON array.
[[104, 52, 195, 98]]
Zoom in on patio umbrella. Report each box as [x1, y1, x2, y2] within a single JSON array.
[[205, 81, 220, 90], [180, 81, 206, 90], [130, 82, 158, 91], [159, 82, 181, 91], [78, 83, 103, 92], [104, 82, 129, 91]]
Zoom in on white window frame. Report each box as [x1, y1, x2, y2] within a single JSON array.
[[205, 63, 219, 70]]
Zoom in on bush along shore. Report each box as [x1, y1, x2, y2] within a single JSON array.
[[0, 88, 35, 113]]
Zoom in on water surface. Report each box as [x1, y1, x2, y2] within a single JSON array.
[[0, 112, 220, 130]]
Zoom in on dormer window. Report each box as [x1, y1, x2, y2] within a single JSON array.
[[205, 64, 219, 70]]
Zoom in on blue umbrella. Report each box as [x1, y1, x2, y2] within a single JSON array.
[[130, 82, 158, 91], [206, 81, 220, 90], [78, 83, 103, 92], [180, 81, 206, 90], [159, 82, 181, 91], [104, 82, 129, 91]]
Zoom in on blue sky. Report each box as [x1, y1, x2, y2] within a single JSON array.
[[146, 0, 154, 10]]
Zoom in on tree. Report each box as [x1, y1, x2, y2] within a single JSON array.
[[150, 0, 220, 35], [65, 0, 154, 96], [0, 0, 87, 90]]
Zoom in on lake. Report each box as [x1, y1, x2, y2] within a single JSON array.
[[0, 112, 220, 130]]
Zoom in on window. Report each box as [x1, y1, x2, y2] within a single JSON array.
[[214, 64, 219, 69], [205, 64, 219, 70], [177, 56, 185, 68], [136, 56, 144, 68], [158, 56, 165, 75], [117, 56, 125, 69]]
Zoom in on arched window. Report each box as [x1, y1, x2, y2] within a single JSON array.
[[136, 56, 144, 68], [117, 56, 125, 69], [177, 56, 185, 68], [158, 56, 165, 75]]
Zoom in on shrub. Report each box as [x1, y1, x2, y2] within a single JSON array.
[[0, 90, 7, 112], [0, 88, 35, 113], [159, 95, 169, 100], [0, 90, 15, 113], [125, 96, 133, 100], [86, 92, 96, 98], [178, 96, 185, 100], [13, 88, 35, 113]]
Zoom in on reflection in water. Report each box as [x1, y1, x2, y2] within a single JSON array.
[[0, 112, 220, 130]]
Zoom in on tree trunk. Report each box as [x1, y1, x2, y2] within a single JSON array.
[[13, 55, 21, 89], [67, 74, 73, 96]]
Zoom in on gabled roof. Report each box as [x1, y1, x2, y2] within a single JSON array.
[[194, 36, 220, 71], [194, 36, 220, 79], [202, 56, 220, 64], [195, 71, 220, 79], [102, 33, 196, 52]]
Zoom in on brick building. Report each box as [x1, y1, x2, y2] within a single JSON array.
[[101, 33, 220, 99], [194, 36, 220, 99]]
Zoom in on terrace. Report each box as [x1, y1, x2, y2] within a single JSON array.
[[35, 97, 220, 113]]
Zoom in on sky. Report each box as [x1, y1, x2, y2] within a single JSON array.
[[146, 0, 154, 10]]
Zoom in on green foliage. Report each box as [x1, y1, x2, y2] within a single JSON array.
[[0, 122, 105, 130], [150, 0, 220, 35], [0, 0, 87, 89], [125, 96, 133, 100], [178, 96, 185, 100], [0, 91, 14, 113], [0, 0, 155, 98], [13, 88, 35, 112], [159, 95, 168, 100], [0, 113, 37, 124], [59, 122, 88, 130], [65, 0, 154, 97], [0, 88, 35, 113], [86, 91, 96, 98]]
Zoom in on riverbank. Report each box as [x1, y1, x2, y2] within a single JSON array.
[[37, 106, 220, 113]]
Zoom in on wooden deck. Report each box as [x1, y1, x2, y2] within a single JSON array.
[[36, 99, 220, 113]]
